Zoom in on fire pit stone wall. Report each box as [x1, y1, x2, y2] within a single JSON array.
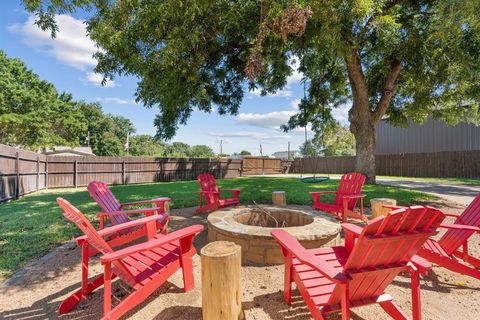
[[207, 205, 341, 265]]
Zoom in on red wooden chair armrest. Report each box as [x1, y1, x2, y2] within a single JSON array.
[[219, 189, 241, 193], [410, 255, 432, 276], [309, 191, 337, 195], [342, 223, 363, 236], [101, 225, 204, 263], [120, 198, 170, 208], [271, 230, 349, 283], [340, 194, 367, 199], [95, 207, 167, 218], [439, 224, 480, 233], [198, 190, 220, 194], [76, 214, 167, 244]]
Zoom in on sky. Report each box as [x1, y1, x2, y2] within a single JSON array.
[[0, 2, 350, 156]]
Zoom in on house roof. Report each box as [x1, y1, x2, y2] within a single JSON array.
[[43, 146, 96, 156]]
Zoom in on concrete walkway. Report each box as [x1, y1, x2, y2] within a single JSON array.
[[376, 179, 480, 207], [248, 174, 479, 207]]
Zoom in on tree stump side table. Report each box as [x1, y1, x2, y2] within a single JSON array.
[[370, 198, 397, 218], [201, 241, 244, 320], [272, 191, 286, 207]]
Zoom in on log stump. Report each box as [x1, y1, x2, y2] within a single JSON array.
[[272, 191, 286, 207], [201, 241, 244, 320], [370, 198, 397, 218]]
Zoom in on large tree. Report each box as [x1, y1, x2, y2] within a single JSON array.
[[0, 50, 86, 149], [24, 1, 480, 182]]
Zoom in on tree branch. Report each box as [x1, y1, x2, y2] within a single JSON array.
[[372, 58, 401, 123], [345, 49, 370, 113]]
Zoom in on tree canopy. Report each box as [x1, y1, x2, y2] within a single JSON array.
[[22, 1, 480, 181], [0, 50, 86, 149], [0, 49, 218, 158]]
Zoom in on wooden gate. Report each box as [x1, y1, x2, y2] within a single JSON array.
[[242, 157, 282, 175]]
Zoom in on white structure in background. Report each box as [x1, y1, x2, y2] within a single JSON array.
[[272, 150, 300, 159], [43, 146, 96, 157]]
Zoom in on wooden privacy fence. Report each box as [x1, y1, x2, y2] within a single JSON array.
[[0, 144, 242, 203], [291, 150, 480, 178], [47, 156, 242, 188], [241, 157, 283, 175], [0, 144, 47, 202]]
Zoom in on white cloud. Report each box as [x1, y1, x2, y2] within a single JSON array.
[[286, 58, 303, 86], [249, 88, 293, 98], [96, 97, 138, 105], [85, 72, 115, 87], [332, 104, 350, 125], [236, 111, 295, 129], [9, 15, 97, 70], [290, 98, 301, 110]]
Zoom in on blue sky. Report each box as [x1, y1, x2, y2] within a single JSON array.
[[0, 2, 349, 155]]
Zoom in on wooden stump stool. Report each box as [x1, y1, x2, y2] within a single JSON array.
[[272, 191, 286, 207], [370, 198, 397, 218], [201, 241, 244, 320]]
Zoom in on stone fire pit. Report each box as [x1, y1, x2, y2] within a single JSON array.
[[207, 205, 341, 265]]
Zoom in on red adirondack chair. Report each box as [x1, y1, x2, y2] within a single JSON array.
[[195, 173, 240, 214], [415, 193, 480, 280], [56, 198, 203, 320], [88, 181, 170, 249], [272, 206, 445, 320], [310, 172, 367, 222]]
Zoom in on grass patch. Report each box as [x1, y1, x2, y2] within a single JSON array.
[[0, 176, 435, 278]]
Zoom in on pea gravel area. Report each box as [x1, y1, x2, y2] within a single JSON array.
[[1, 203, 479, 320]]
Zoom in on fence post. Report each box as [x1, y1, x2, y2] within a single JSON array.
[[122, 160, 126, 184], [219, 159, 224, 179], [74, 160, 78, 188], [15, 152, 20, 199], [262, 157, 265, 175], [36, 156, 40, 191], [45, 157, 49, 188]]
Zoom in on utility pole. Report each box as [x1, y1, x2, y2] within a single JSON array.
[[287, 141, 291, 160], [220, 139, 223, 155]]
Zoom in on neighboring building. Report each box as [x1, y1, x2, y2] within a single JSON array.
[[272, 150, 300, 159], [376, 118, 480, 155], [43, 146, 96, 157]]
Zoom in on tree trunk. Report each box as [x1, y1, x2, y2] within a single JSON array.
[[346, 50, 377, 184], [351, 120, 376, 183], [345, 49, 400, 184]]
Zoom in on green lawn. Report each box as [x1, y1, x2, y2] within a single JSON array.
[[0, 176, 436, 278]]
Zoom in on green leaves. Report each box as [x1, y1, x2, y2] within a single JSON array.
[[0, 51, 86, 149], [20, 0, 480, 146]]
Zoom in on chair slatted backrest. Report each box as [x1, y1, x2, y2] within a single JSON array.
[[87, 181, 129, 225], [334, 172, 366, 210], [438, 193, 480, 255], [197, 173, 220, 204], [56, 198, 136, 286], [327, 206, 445, 305]]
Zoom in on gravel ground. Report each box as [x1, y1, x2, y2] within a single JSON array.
[[1, 203, 479, 320]]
